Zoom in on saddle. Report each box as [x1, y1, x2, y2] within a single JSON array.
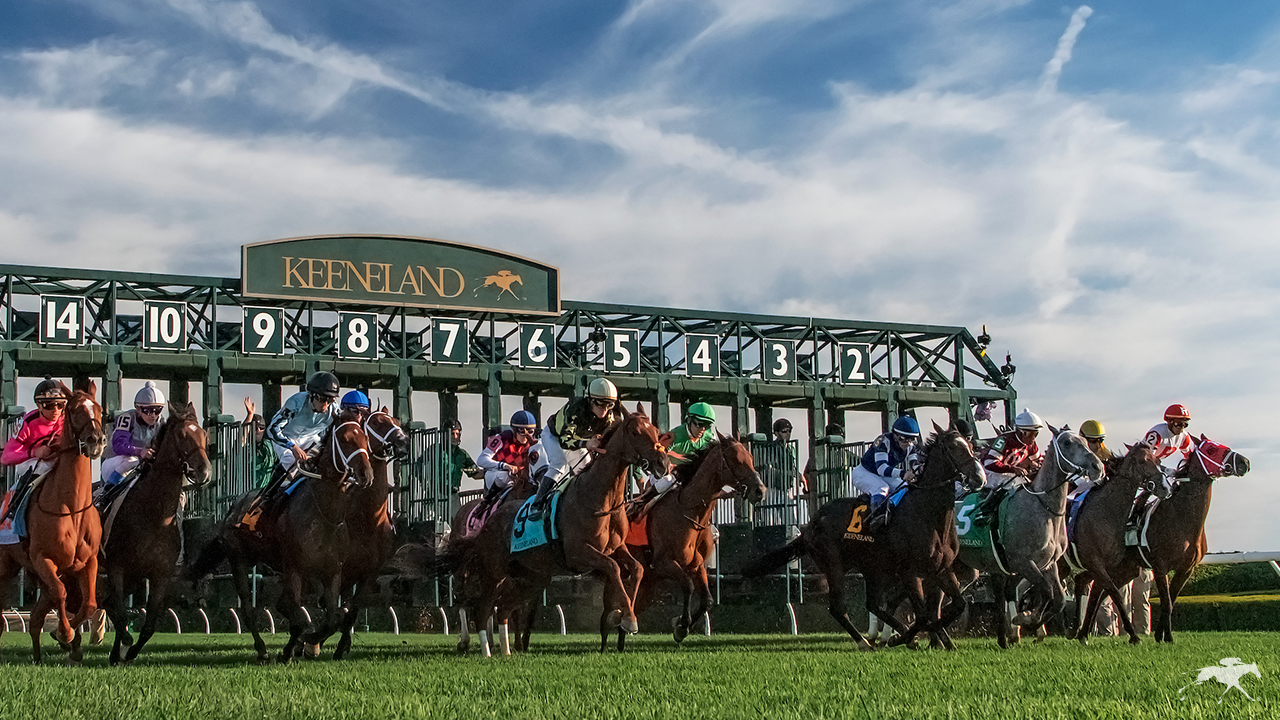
[[462, 487, 511, 538]]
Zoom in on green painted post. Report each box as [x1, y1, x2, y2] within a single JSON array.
[[883, 393, 901, 435], [0, 349, 16, 414], [394, 365, 412, 422], [731, 381, 750, 438], [261, 379, 282, 425], [806, 385, 826, 519], [754, 405, 774, 437], [653, 377, 670, 431], [203, 355, 222, 421], [482, 368, 502, 434], [102, 352, 122, 416], [522, 392, 542, 427], [169, 380, 190, 408]]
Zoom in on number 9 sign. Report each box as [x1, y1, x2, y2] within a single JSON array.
[[338, 312, 379, 360], [242, 307, 285, 355]]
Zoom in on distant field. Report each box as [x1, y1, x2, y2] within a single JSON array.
[[0, 631, 1276, 719]]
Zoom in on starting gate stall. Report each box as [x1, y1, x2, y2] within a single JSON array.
[[0, 234, 1016, 621]]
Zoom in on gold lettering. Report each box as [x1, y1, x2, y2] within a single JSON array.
[[440, 267, 465, 297], [364, 263, 384, 293], [283, 257, 307, 288], [327, 259, 348, 291], [307, 259, 325, 290], [420, 266, 465, 298], [397, 265, 421, 295], [347, 261, 372, 292], [381, 264, 395, 293]]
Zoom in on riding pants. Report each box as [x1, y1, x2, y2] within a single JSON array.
[[983, 469, 1021, 490], [851, 465, 905, 499], [272, 438, 320, 477], [101, 455, 140, 486], [484, 469, 515, 492]]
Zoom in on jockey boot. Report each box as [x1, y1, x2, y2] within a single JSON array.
[[528, 474, 554, 520], [0, 468, 37, 524], [973, 488, 1002, 526], [1125, 489, 1151, 546], [865, 498, 890, 533]]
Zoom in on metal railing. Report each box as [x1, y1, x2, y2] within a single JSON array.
[[188, 420, 263, 520], [398, 426, 452, 529]]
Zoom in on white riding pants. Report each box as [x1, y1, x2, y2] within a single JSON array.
[[484, 469, 515, 492], [101, 455, 140, 486], [531, 426, 590, 485], [850, 465, 902, 498]]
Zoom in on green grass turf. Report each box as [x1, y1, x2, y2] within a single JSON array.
[[0, 631, 1276, 719]]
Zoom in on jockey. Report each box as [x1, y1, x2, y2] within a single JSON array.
[[1141, 404, 1195, 484], [476, 410, 538, 497], [852, 416, 921, 502], [100, 381, 166, 486], [339, 390, 372, 423], [265, 371, 341, 481], [0, 379, 67, 525], [1071, 419, 1113, 496], [973, 409, 1043, 521], [528, 377, 621, 518], [633, 402, 717, 505]]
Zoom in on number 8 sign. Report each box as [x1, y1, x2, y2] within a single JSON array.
[[338, 312, 379, 360], [839, 343, 872, 385]]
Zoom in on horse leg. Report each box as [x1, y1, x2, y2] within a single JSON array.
[[29, 558, 74, 663], [686, 562, 715, 640], [334, 579, 368, 661], [105, 570, 133, 666], [305, 573, 344, 658], [276, 571, 307, 663], [1151, 569, 1175, 644], [932, 573, 967, 651], [124, 575, 167, 664], [231, 559, 268, 663], [568, 545, 635, 645], [1161, 567, 1194, 644], [27, 589, 56, 665], [612, 545, 644, 637], [1071, 575, 1092, 640], [887, 576, 930, 648]]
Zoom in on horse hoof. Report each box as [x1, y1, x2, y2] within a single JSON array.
[[256, 655, 271, 666], [856, 641, 875, 652], [456, 642, 469, 655], [621, 617, 639, 635], [303, 644, 322, 660], [1129, 636, 1141, 646]]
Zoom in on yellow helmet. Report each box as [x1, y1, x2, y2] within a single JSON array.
[[1079, 419, 1105, 439], [587, 377, 618, 402]]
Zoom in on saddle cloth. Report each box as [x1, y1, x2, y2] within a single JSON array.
[[462, 488, 511, 538], [510, 491, 562, 554], [955, 490, 1013, 574]]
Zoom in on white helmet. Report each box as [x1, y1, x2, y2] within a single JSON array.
[[134, 380, 166, 407], [1014, 409, 1043, 431]]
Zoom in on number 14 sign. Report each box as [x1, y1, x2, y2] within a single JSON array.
[[39, 296, 85, 346]]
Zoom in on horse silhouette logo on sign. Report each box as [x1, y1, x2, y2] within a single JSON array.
[[475, 270, 522, 301], [1179, 658, 1261, 704]]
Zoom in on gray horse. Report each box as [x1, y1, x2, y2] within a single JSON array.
[[956, 426, 1102, 648]]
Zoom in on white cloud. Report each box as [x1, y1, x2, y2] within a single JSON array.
[[1039, 5, 1093, 96]]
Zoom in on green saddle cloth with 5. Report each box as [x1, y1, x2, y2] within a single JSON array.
[[955, 490, 1013, 574]]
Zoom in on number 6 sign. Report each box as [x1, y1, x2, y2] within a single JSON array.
[[519, 323, 556, 369]]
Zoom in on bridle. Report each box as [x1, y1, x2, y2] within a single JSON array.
[[913, 433, 980, 491], [59, 397, 103, 458], [364, 410, 407, 462], [673, 443, 760, 528], [329, 421, 371, 484], [1024, 432, 1090, 498], [1194, 443, 1240, 478]]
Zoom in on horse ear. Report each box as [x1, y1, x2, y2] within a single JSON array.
[[1195, 434, 1205, 446], [186, 402, 197, 417], [932, 420, 945, 435], [717, 430, 729, 443], [634, 402, 647, 417], [657, 431, 674, 449], [954, 418, 971, 438], [1124, 443, 1134, 453], [1048, 424, 1062, 438]]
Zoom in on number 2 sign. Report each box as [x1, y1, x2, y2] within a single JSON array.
[[839, 343, 872, 385]]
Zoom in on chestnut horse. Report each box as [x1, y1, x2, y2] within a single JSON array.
[[626, 434, 765, 649], [442, 404, 671, 655], [1066, 445, 1166, 644], [0, 381, 105, 664], [1145, 436, 1249, 642], [743, 423, 985, 650], [100, 403, 212, 665], [190, 409, 373, 662]]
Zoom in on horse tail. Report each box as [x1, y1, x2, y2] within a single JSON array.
[[387, 535, 478, 579], [740, 536, 808, 578]]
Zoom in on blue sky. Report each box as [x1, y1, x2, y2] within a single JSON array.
[[4, 1, 1280, 550]]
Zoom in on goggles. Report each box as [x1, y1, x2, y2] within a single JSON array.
[[591, 399, 616, 410], [513, 426, 536, 435], [38, 399, 67, 410], [137, 405, 164, 416]]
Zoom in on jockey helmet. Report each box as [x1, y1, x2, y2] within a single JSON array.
[[510, 410, 537, 430], [1014, 409, 1043, 430], [443, 419, 462, 432], [1079, 419, 1105, 439], [33, 377, 66, 402], [686, 402, 716, 426], [134, 380, 165, 407], [773, 418, 793, 433], [891, 416, 921, 438], [1164, 404, 1191, 422], [306, 372, 341, 400], [340, 390, 370, 410], [587, 378, 618, 402]]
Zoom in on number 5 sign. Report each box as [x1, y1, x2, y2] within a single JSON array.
[[519, 323, 556, 369], [604, 329, 639, 373], [338, 312, 379, 360], [839, 343, 872, 385], [39, 296, 85, 346], [762, 339, 796, 382]]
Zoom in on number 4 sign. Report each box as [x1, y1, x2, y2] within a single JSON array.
[[684, 334, 719, 378], [39, 296, 85, 346]]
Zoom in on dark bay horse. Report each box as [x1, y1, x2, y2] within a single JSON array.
[[626, 435, 765, 648], [743, 422, 985, 650], [190, 410, 373, 663], [0, 381, 105, 664], [100, 403, 211, 665], [444, 405, 671, 655], [1145, 436, 1249, 643], [1067, 445, 1166, 644]]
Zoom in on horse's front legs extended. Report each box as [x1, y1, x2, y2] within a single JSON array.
[[567, 545, 636, 645], [230, 559, 268, 663], [30, 557, 75, 663], [685, 562, 715, 641]]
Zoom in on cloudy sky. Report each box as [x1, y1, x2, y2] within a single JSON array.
[[4, 1, 1279, 551]]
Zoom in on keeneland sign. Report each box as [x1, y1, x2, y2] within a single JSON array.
[[241, 234, 560, 315]]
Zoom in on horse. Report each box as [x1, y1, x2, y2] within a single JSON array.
[[1145, 435, 1249, 643], [442, 404, 672, 655], [625, 434, 765, 650], [99, 403, 211, 665], [0, 381, 105, 664], [1066, 445, 1166, 644], [955, 426, 1102, 648], [742, 422, 985, 650], [189, 409, 374, 663], [324, 408, 408, 660]]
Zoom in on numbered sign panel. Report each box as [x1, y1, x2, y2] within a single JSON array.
[[839, 343, 872, 385], [685, 334, 720, 378], [142, 301, 188, 351], [519, 323, 556, 369], [338, 312, 379, 360], [242, 307, 285, 355], [431, 318, 469, 364], [762, 339, 796, 382], [39, 295, 85, 346], [604, 329, 640, 373]]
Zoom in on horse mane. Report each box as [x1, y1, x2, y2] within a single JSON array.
[[916, 426, 960, 466]]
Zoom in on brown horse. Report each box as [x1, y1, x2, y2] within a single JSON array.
[[100, 403, 211, 665], [443, 404, 671, 655], [190, 409, 373, 662], [743, 422, 985, 650], [0, 381, 105, 664], [1145, 436, 1249, 643], [626, 434, 765, 649], [1067, 446, 1166, 644]]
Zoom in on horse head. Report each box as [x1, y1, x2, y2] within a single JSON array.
[[1044, 425, 1103, 488], [1115, 444, 1170, 499], [165, 402, 212, 489], [365, 407, 409, 461], [1191, 435, 1250, 479], [606, 403, 672, 479], [61, 380, 105, 459], [925, 419, 985, 491], [712, 431, 766, 504], [329, 408, 375, 489]]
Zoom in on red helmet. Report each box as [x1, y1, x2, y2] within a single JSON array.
[[1164, 404, 1191, 422]]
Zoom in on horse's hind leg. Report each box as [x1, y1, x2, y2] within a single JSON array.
[[1161, 567, 1193, 643], [276, 572, 308, 663], [231, 559, 268, 663], [824, 560, 872, 651], [685, 562, 715, 640], [1151, 569, 1175, 644], [27, 590, 54, 665], [305, 573, 344, 658], [104, 570, 133, 666], [333, 580, 366, 661], [124, 575, 168, 664]]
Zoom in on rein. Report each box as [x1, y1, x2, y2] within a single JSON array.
[[1019, 433, 1084, 516], [1195, 445, 1235, 477], [364, 411, 406, 462]]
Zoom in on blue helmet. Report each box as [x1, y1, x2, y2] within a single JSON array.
[[510, 410, 537, 429], [341, 390, 370, 410], [891, 416, 920, 438]]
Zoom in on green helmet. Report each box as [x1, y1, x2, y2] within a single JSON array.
[[686, 402, 716, 425]]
